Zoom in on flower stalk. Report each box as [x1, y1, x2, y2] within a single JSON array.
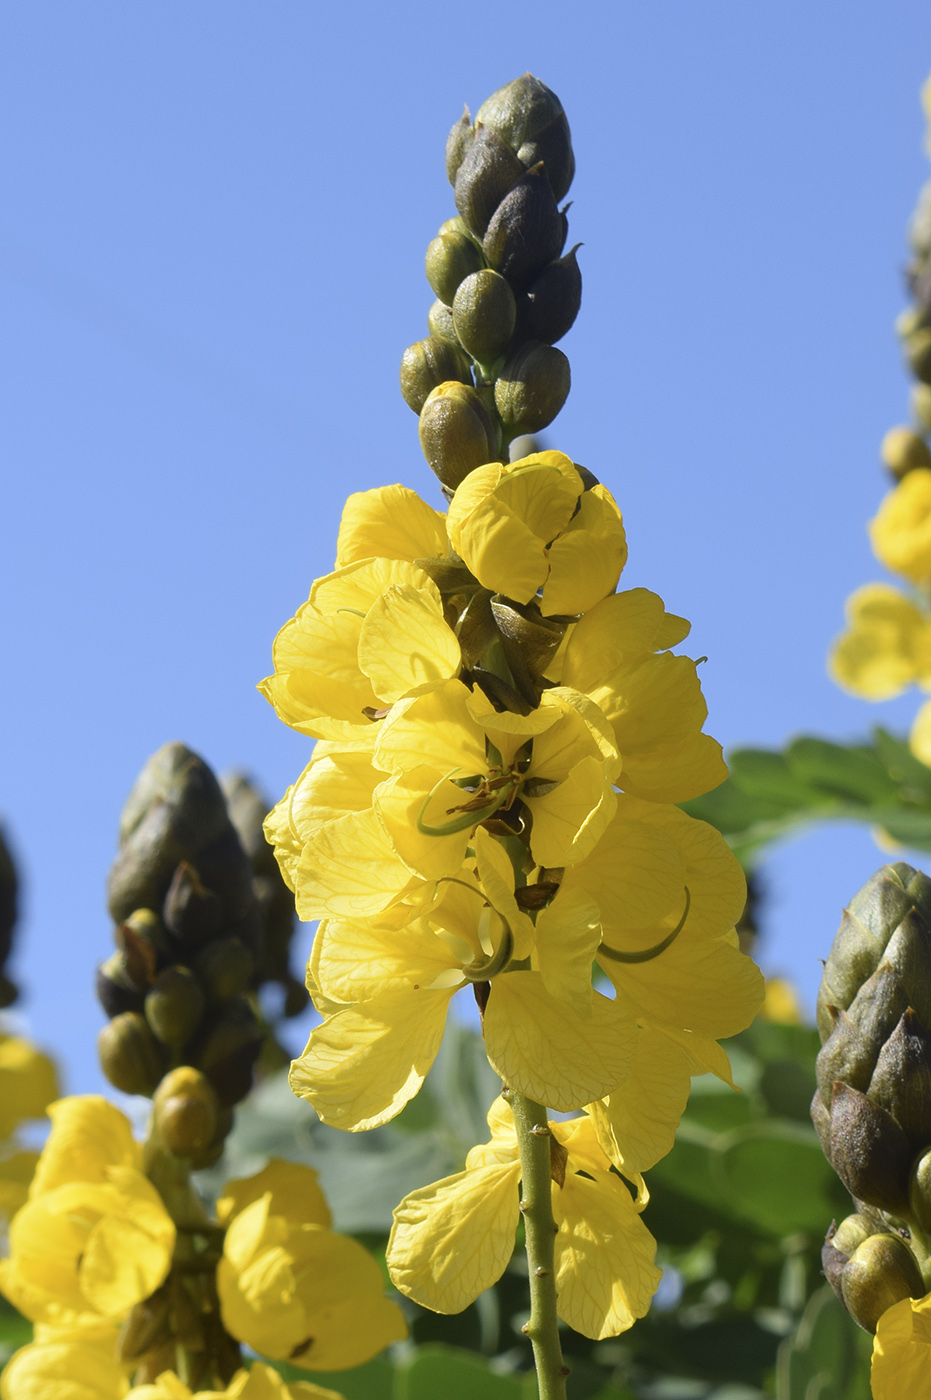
[[509, 1088, 568, 1400]]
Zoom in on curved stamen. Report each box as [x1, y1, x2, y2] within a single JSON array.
[[461, 923, 515, 983], [416, 768, 518, 837], [598, 887, 691, 965]]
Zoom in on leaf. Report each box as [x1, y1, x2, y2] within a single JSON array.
[[776, 1285, 873, 1400], [726, 750, 824, 809], [785, 737, 898, 805], [396, 1345, 527, 1400], [714, 1121, 844, 1237], [269, 1356, 395, 1399]]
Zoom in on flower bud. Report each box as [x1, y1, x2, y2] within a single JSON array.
[[0, 825, 17, 989], [882, 426, 931, 481], [193, 935, 254, 1004], [882, 911, 931, 1028], [495, 342, 571, 434], [454, 125, 525, 238], [909, 1146, 931, 1231], [153, 1066, 219, 1157], [906, 327, 931, 384], [194, 999, 263, 1107], [445, 106, 474, 185], [520, 245, 582, 344], [117, 908, 167, 981], [483, 164, 565, 290], [815, 1006, 876, 1106], [424, 231, 485, 307], [828, 1081, 913, 1216], [427, 299, 458, 345], [418, 381, 499, 491], [913, 383, 931, 432], [400, 336, 473, 414], [119, 1283, 172, 1362], [868, 1008, 931, 1152], [145, 966, 205, 1052], [822, 1214, 875, 1296], [453, 589, 497, 668], [475, 74, 575, 202], [99, 1010, 169, 1096], [96, 952, 146, 1019], [843, 962, 909, 1070], [841, 1233, 925, 1333], [163, 861, 224, 946], [452, 269, 517, 362]]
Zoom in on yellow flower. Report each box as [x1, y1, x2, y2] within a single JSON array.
[[386, 1097, 660, 1339], [871, 1291, 931, 1399], [216, 1163, 406, 1371], [556, 589, 727, 803], [126, 1360, 344, 1400], [334, 483, 447, 569], [911, 698, 931, 766], [0, 1323, 128, 1400], [0, 1150, 39, 1225], [446, 451, 627, 615], [830, 583, 931, 699], [0, 1033, 59, 1139], [870, 468, 931, 583], [0, 1097, 175, 1327]]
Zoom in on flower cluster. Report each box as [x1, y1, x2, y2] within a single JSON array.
[[262, 450, 763, 1335], [0, 1032, 58, 1229]]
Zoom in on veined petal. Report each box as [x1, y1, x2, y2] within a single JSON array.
[[217, 1161, 331, 1230], [560, 801, 686, 935], [619, 732, 727, 803], [528, 755, 616, 868], [533, 887, 602, 1015], [335, 484, 448, 567], [293, 807, 426, 920], [587, 1026, 694, 1179], [374, 680, 487, 777], [540, 485, 628, 617], [871, 1293, 931, 1400], [289, 986, 453, 1130], [387, 1161, 521, 1314], [560, 589, 682, 694], [472, 828, 534, 961], [31, 1098, 140, 1196], [358, 585, 461, 702], [311, 915, 458, 1004], [484, 973, 635, 1110], [594, 652, 708, 754]]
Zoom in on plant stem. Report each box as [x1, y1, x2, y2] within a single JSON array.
[[509, 1089, 568, 1400]]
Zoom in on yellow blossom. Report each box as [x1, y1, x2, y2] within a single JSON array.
[[830, 583, 931, 699], [0, 1097, 175, 1327], [446, 451, 627, 615], [871, 1291, 931, 1399], [0, 1322, 128, 1400], [334, 483, 447, 568], [386, 1097, 660, 1338], [126, 1360, 344, 1400], [912, 698, 931, 766], [0, 1033, 59, 1139], [216, 1163, 406, 1372], [870, 467, 931, 583]]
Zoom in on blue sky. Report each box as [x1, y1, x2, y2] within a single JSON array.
[[3, 2, 931, 1094]]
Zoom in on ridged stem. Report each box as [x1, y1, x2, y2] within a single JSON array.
[[509, 1089, 568, 1400]]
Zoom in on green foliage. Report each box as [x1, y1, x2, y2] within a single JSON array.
[[775, 1286, 873, 1400], [682, 728, 931, 863], [0, 1298, 30, 1373]]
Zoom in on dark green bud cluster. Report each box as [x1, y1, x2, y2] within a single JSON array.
[[879, 180, 931, 466], [400, 75, 580, 492], [98, 744, 264, 1136], [812, 862, 931, 1329], [0, 824, 19, 1008]]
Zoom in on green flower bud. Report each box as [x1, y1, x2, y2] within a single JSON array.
[[445, 106, 474, 186], [99, 1010, 169, 1097], [495, 342, 571, 434], [491, 597, 566, 678], [520, 245, 582, 345], [193, 936, 254, 1004], [96, 951, 146, 1019], [841, 1233, 925, 1333], [913, 383, 931, 433], [425, 230, 485, 307], [454, 125, 525, 238], [438, 216, 472, 238], [867, 1008, 931, 1152], [153, 1066, 219, 1158], [400, 336, 473, 414], [483, 164, 565, 290], [118, 1284, 172, 1363], [843, 962, 909, 1070], [193, 998, 263, 1107], [163, 862, 224, 946], [828, 1081, 913, 1217], [145, 966, 205, 1052], [118, 908, 169, 979], [475, 74, 575, 203], [815, 1006, 876, 1107], [427, 299, 459, 345], [418, 381, 499, 491], [881, 426, 931, 481], [882, 911, 931, 1028], [0, 824, 17, 987], [453, 589, 497, 669], [906, 327, 931, 384], [117, 743, 228, 853], [822, 1214, 876, 1296], [452, 269, 517, 362], [909, 1146, 931, 1232]]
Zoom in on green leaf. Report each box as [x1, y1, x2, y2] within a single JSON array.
[[269, 1355, 396, 1399], [785, 737, 898, 805], [395, 1345, 526, 1400], [776, 1285, 872, 1400], [726, 750, 824, 810], [714, 1121, 842, 1237]]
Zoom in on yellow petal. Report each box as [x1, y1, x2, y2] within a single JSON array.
[[293, 806, 426, 920], [374, 679, 486, 777], [911, 699, 931, 767], [311, 915, 457, 1005], [553, 1171, 661, 1338], [587, 1026, 694, 1178], [830, 583, 931, 699], [560, 800, 686, 935], [358, 585, 461, 702], [217, 1160, 331, 1230], [560, 589, 680, 693], [31, 1097, 140, 1197], [335, 484, 447, 567], [618, 732, 727, 803], [289, 986, 453, 1130], [472, 828, 534, 961], [533, 887, 602, 1015], [0, 1333, 129, 1400], [0, 1036, 59, 1139], [527, 755, 616, 868], [871, 1293, 931, 1400], [595, 652, 708, 757], [387, 1161, 521, 1313], [79, 1210, 174, 1319], [870, 469, 931, 583], [484, 973, 636, 1110], [540, 485, 628, 617]]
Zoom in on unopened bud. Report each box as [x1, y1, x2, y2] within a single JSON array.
[[418, 381, 499, 491], [828, 1081, 913, 1216], [194, 999, 263, 1107], [445, 106, 474, 186], [906, 327, 931, 385], [96, 952, 146, 1019], [475, 74, 575, 203], [841, 962, 909, 1063], [867, 1008, 931, 1152], [145, 966, 205, 1052], [913, 383, 931, 433], [881, 426, 931, 481], [153, 1066, 219, 1157], [909, 1147, 931, 1232], [118, 1284, 172, 1362], [99, 1011, 169, 1097], [822, 1214, 875, 1296], [425, 230, 485, 307], [815, 1006, 876, 1106], [882, 912, 931, 1028], [454, 125, 524, 238], [520, 246, 582, 344], [193, 936, 254, 1004], [162, 862, 223, 946], [495, 342, 571, 434], [452, 269, 517, 362], [400, 337, 473, 415], [841, 1233, 925, 1333], [427, 299, 459, 345], [483, 164, 565, 290]]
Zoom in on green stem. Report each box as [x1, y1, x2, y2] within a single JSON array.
[[509, 1090, 568, 1400]]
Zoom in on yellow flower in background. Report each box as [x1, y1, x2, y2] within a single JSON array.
[[446, 451, 627, 615], [126, 1361, 344, 1400], [0, 1097, 175, 1327], [870, 468, 931, 584], [830, 583, 931, 699], [0, 1150, 40, 1224], [386, 1096, 660, 1338], [911, 698, 931, 766], [871, 1291, 931, 1400], [216, 1162, 406, 1371], [0, 1033, 59, 1139], [0, 1322, 128, 1400]]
